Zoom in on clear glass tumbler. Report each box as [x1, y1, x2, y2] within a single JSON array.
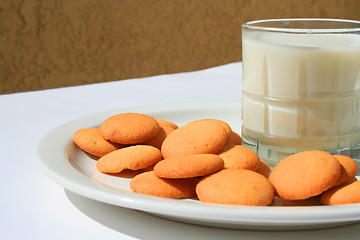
[[241, 19, 360, 168]]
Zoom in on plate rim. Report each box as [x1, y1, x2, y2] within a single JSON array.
[[36, 99, 360, 230]]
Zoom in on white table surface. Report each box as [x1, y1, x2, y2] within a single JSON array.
[[1, 62, 360, 240]]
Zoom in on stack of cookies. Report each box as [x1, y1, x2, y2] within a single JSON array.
[[73, 112, 360, 206]]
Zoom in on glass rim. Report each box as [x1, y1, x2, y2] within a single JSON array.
[[242, 18, 360, 33]]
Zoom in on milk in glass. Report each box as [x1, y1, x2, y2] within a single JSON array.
[[242, 29, 360, 163]]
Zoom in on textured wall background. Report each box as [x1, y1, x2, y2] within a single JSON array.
[[1, 0, 360, 94]]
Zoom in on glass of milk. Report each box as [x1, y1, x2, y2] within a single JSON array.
[[241, 18, 360, 167]]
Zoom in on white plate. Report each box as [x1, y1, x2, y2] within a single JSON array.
[[37, 100, 360, 231]]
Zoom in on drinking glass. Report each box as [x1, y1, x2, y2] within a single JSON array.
[[241, 18, 360, 168]]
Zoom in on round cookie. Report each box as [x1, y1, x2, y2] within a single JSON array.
[[130, 171, 198, 199], [141, 163, 156, 172], [73, 128, 123, 157], [321, 180, 360, 205], [108, 169, 143, 178], [226, 131, 242, 145], [332, 155, 358, 187], [96, 145, 162, 173], [154, 154, 224, 179], [255, 160, 271, 177], [142, 125, 176, 149], [100, 113, 160, 145], [192, 119, 232, 137], [161, 120, 228, 158], [217, 144, 260, 171], [268, 150, 341, 200], [196, 169, 274, 206], [272, 196, 321, 206], [155, 118, 178, 129]]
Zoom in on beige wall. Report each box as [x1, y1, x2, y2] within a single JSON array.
[[1, 0, 360, 94]]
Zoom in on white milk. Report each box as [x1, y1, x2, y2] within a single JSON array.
[[242, 31, 360, 151]]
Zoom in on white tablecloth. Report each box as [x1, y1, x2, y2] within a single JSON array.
[[1, 62, 359, 239]]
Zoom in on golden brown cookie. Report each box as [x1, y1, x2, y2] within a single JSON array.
[[153, 154, 224, 179], [320, 180, 360, 205], [73, 128, 123, 157], [269, 150, 341, 200], [107, 169, 143, 178], [161, 120, 228, 158], [226, 131, 242, 145], [99, 113, 160, 145], [141, 164, 156, 172], [130, 171, 198, 199], [272, 196, 321, 206], [142, 125, 176, 149], [332, 155, 358, 187], [192, 119, 232, 137], [196, 169, 274, 206], [96, 145, 162, 173], [217, 144, 260, 171], [255, 160, 271, 177], [155, 118, 178, 129]]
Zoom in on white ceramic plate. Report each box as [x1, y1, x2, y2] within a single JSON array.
[[37, 100, 360, 230]]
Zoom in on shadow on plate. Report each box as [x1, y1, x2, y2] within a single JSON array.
[[65, 190, 360, 240]]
